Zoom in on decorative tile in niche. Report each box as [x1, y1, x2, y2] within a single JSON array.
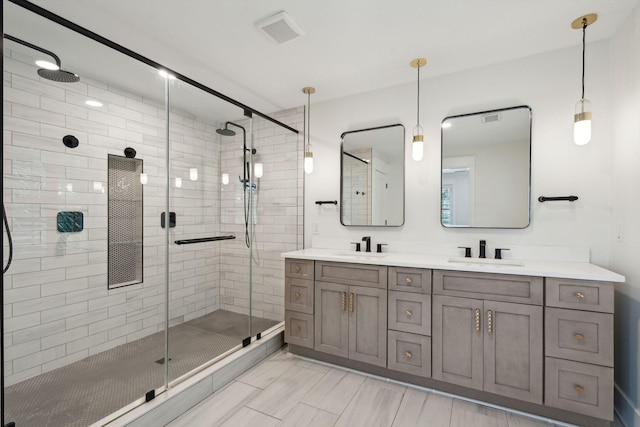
[[108, 154, 143, 289]]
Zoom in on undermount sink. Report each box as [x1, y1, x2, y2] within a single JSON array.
[[334, 251, 388, 259], [447, 257, 524, 267]]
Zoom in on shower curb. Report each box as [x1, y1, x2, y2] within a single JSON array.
[[95, 326, 285, 427]]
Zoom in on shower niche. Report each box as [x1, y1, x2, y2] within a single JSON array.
[[108, 154, 144, 288]]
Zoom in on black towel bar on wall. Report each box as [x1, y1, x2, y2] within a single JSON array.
[[538, 196, 579, 202], [315, 200, 338, 205], [174, 235, 236, 245]]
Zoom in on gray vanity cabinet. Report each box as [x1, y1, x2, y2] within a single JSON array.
[[432, 271, 543, 404], [314, 262, 387, 367], [284, 259, 315, 348], [544, 278, 615, 420]]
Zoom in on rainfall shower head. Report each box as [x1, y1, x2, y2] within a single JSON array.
[[37, 68, 80, 83], [4, 34, 80, 83], [216, 127, 236, 137]]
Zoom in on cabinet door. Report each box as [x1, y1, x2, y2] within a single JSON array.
[[348, 286, 387, 367], [314, 281, 348, 358], [483, 301, 543, 404], [432, 295, 484, 390]]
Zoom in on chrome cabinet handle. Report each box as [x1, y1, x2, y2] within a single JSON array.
[[405, 351, 413, 359], [575, 333, 584, 341], [475, 309, 481, 332], [341, 292, 346, 311], [405, 277, 413, 285], [405, 310, 413, 318], [575, 292, 584, 299], [349, 293, 354, 313], [487, 310, 493, 334]]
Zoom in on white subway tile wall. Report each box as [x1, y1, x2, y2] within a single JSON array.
[[3, 47, 303, 386]]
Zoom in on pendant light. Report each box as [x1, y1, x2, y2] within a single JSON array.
[[410, 58, 427, 161], [572, 13, 597, 145], [302, 86, 315, 174]]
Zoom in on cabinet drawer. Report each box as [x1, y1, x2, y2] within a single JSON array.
[[316, 261, 387, 289], [388, 330, 431, 377], [285, 259, 314, 279], [546, 278, 614, 313], [389, 267, 432, 293], [388, 291, 431, 335], [285, 311, 314, 349], [545, 308, 613, 367], [545, 357, 613, 421], [285, 278, 314, 314], [433, 270, 543, 305]]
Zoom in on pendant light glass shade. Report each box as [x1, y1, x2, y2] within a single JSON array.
[[410, 58, 426, 161], [572, 14, 597, 146], [304, 150, 314, 174], [412, 128, 424, 161], [574, 98, 592, 145], [302, 86, 315, 174]]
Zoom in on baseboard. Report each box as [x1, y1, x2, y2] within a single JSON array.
[[96, 327, 284, 427], [615, 384, 640, 427]]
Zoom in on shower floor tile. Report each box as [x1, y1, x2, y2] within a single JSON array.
[[3, 310, 279, 427]]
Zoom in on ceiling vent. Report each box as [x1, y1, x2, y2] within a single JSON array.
[[256, 11, 305, 44], [481, 112, 501, 124]]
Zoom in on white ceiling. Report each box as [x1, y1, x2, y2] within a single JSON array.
[[7, 0, 640, 115]]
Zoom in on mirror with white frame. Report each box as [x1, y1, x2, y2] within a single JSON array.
[[341, 124, 405, 226], [441, 105, 531, 228]]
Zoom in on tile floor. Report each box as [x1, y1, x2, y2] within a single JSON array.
[[168, 347, 623, 427]]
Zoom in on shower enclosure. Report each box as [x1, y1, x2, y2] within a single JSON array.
[[2, 1, 303, 425]]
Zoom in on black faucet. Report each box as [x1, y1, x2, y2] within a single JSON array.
[[362, 236, 371, 253], [479, 240, 486, 258]]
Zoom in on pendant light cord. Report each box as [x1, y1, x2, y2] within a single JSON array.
[[306, 92, 311, 151], [416, 65, 421, 127], [581, 19, 586, 100]]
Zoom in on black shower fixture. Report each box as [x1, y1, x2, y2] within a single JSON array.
[[62, 135, 79, 148], [4, 34, 80, 83], [124, 147, 137, 158]]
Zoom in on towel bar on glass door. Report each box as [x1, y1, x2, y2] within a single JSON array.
[[174, 235, 236, 245]]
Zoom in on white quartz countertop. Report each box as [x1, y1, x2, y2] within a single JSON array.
[[282, 248, 625, 283]]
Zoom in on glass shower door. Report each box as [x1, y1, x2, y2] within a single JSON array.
[[3, 2, 170, 425]]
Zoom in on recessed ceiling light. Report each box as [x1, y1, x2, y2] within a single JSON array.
[[158, 69, 176, 80], [35, 60, 59, 70], [85, 100, 103, 107]]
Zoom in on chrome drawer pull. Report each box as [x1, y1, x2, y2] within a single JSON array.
[[405, 351, 413, 359], [487, 310, 493, 334], [575, 385, 584, 393], [475, 309, 481, 332], [294, 292, 301, 299], [575, 292, 584, 299], [341, 292, 346, 311], [575, 333, 584, 341], [405, 277, 413, 285], [405, 310, 413, 318]]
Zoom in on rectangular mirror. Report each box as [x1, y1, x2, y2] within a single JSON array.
[[341, 124, 405, 226], [441, 105, 531, 228]]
